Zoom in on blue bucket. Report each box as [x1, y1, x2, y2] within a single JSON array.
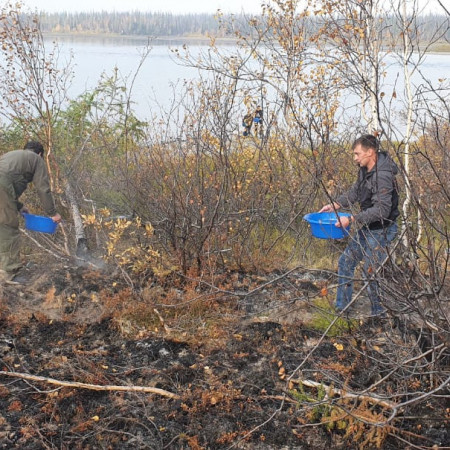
[[303, 212, 351, 239], [23, 213, 58, 234]]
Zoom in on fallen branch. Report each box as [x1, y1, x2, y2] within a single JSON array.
[[289, 378, 398, 411], [0, 371, 179, 399], [20, 228, 69, 259]]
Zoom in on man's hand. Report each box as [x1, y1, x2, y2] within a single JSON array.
[[319, 202, 340, 213], [336, 215, 352, 228], [51, 213, 62, 223]]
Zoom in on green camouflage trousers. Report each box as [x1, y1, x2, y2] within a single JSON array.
[[0, 180, 21, 273]]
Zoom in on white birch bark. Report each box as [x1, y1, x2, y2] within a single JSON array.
[[65, 181, 88, 255], [401, 0, 415, 247]]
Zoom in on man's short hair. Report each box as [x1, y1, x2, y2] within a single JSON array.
[[24, 141, 44, 156], [352, 134, 379, 152]]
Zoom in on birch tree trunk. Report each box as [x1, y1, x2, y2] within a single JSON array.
[[400, 0, 416, 248], [65, 181, 88, 256]]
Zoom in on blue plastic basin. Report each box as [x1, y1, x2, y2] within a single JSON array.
[[303, 212, 351, 239], [23, 213, 58, 234]]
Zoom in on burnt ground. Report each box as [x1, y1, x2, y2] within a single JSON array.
[[0, 259, 449, 449]]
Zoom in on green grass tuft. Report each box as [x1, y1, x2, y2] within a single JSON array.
[[307, 297, 359, 337]]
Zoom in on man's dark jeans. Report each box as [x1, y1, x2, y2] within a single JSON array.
[[336, 223, 398, 315]]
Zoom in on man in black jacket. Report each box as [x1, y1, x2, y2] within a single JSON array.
[[320, 134, 399, 317]]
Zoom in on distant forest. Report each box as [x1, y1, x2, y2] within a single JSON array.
[[38, 12, 236, 37], [36, 11, 449, 42]]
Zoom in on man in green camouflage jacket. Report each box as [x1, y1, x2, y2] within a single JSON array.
[[0, 141, 61, 283]]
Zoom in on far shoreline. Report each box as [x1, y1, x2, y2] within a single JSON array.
[[43, 32, 238, 45], [43, 32, 450, 53]]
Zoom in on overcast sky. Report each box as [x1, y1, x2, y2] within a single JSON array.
[[23, 0, 265, 14], [22, 0, 441, 15]]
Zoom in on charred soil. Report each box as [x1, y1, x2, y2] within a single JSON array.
[[0, 261, 448, 449]]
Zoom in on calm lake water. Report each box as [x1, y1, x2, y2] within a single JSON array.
[[48, 35, 210, 119], [48, 35, 450, 125]]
